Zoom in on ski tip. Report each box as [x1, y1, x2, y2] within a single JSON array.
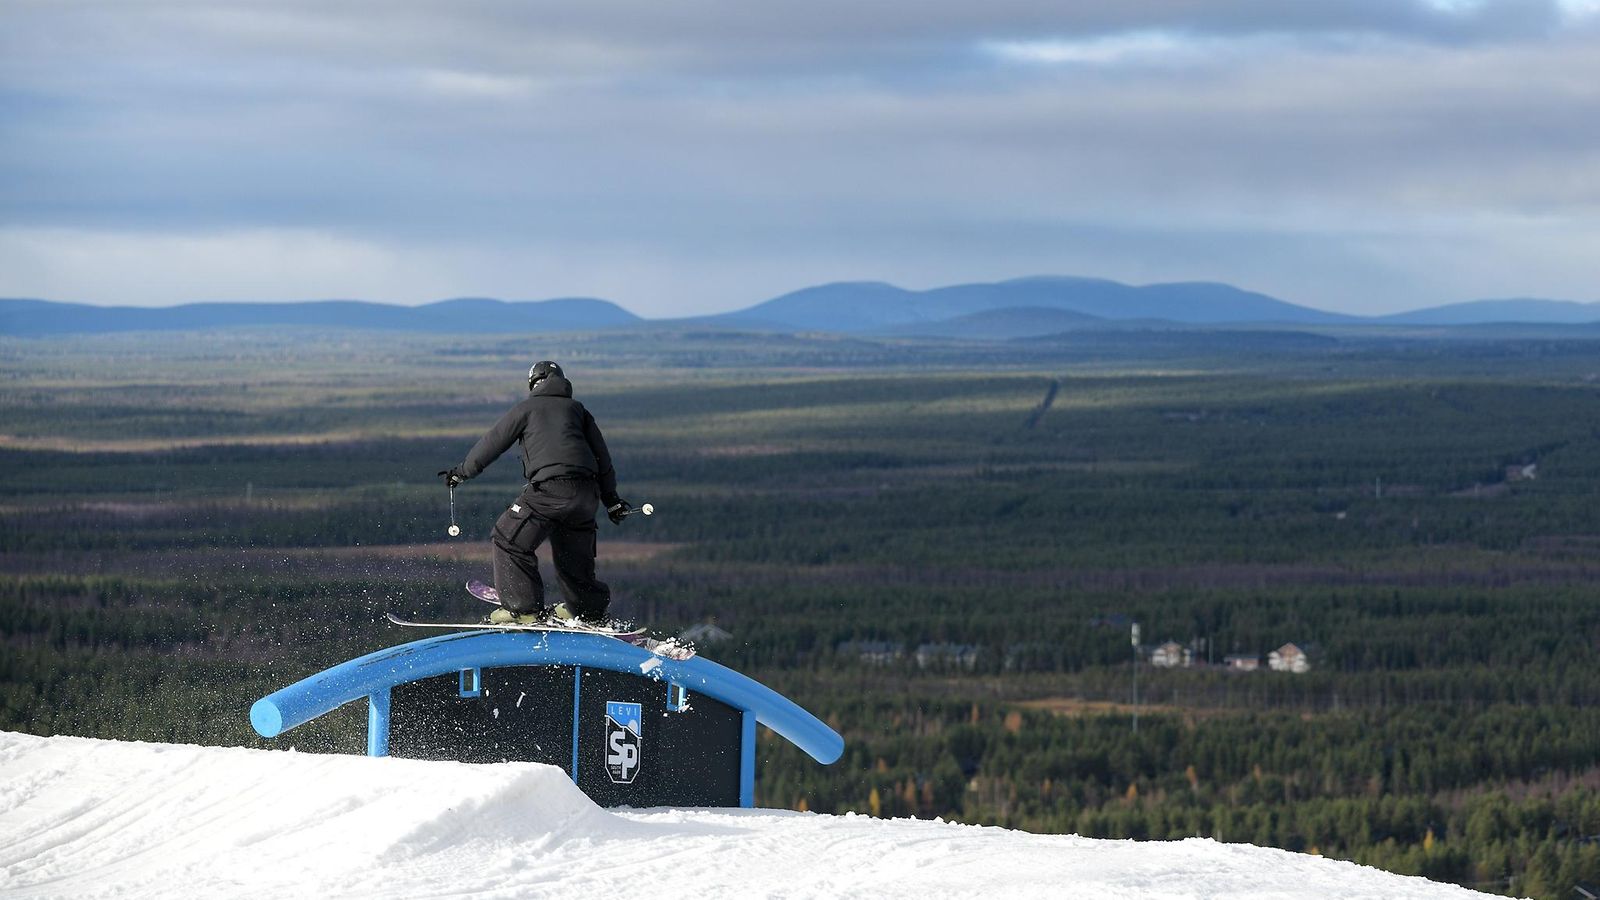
[[649, 638, 698, 661]]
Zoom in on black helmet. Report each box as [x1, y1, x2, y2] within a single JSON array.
[[528, 360, 563, 390]]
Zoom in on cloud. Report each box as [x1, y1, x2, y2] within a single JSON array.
[[0, 226, 840, 316], [0, 1, 1575, 89], [417, 70, 545, 100], [0, 228, 446, 305], [2, 0, 1598, 314], [983, 32, 1207, 67]]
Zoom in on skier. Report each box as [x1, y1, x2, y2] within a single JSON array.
[[438, 361, 630, 626]]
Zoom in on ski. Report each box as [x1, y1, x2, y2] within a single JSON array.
[[384, 612, 696, 660], [458, 580, 695, 659], [387, 610, 645, 638]]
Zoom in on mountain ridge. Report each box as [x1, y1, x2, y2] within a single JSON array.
[[5, 277, 1598, 336], [1378, 297, 1600, 325], [720, 276, 1353, 331], [0, 296, 640, 336]]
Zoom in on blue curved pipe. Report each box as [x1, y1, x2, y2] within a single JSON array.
[[251, 631, 844, 765]]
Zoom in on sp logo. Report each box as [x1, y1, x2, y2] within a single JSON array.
[[605, 701, 642, 784]]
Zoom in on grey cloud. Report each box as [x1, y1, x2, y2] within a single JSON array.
[[2, 0, 1598, 314], [252, 0, 1570, 51], [1, 0, 1578, 90]]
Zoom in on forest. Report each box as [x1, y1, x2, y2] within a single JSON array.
[[3, 325, 1600, 898]]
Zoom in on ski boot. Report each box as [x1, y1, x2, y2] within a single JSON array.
[[551, 602, 609, 628], [487, 607, 545, 626]]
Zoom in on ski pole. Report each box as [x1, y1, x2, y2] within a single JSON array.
[[447, 484, 460, 537]]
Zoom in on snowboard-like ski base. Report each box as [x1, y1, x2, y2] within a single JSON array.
[[466, 579, 503, 605], [384, 612, 696, 660]]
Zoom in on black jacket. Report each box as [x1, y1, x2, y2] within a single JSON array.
[[455, 375, 619, 504]]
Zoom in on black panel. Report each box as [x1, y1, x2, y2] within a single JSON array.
[[574, 668, 744, 808], [388, 665, 575, 766], [384, 664, 745, 808]]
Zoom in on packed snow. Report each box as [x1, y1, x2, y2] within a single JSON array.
[[0, 731, 1497, 899]]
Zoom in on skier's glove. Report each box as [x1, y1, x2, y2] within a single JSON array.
[[437, 467, 465, 488], [606, 499, 630, 525]]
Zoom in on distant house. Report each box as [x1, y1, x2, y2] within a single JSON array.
[[837, 640, 904, 666], [914, 643, 981, 671], [679, 622, 733, 644], [1150, 641, 1190, 668], [1224, 654, 1260, 672], [1268, 643, 1310, 673]]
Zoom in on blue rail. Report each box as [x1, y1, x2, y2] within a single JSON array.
[[251, 630, 844, 766]]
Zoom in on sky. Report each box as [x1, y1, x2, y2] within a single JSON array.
[[2, 0, 1598, 317]]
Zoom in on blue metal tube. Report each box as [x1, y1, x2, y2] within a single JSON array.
[[570, 666, 583, 783], [739, 711, 757, 807], [251, 631, 844, 765], [366, 688, 390, 757]]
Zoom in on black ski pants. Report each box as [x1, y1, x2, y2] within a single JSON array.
[[491, 477, 610, 618]]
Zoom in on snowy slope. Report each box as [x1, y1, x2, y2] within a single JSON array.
[[0, 732, 1498, 899]]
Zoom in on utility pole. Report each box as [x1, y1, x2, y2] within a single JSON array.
[[1131, 622, 1140, 735]]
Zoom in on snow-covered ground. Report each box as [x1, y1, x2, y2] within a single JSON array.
[[0, 731, 1497, 899]]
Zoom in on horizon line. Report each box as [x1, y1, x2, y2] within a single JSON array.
[[5, 274, 1599, 322]]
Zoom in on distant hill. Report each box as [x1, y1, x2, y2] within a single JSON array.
[[875, 306, 1106, 339], [0, 297, 640, 336], [713, 276, 1352, 332], [8, 279, 1600, 337], [1380, 298, 1600, 325]]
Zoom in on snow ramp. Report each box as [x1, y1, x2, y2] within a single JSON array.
[[1, 731, 1497, 899]]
